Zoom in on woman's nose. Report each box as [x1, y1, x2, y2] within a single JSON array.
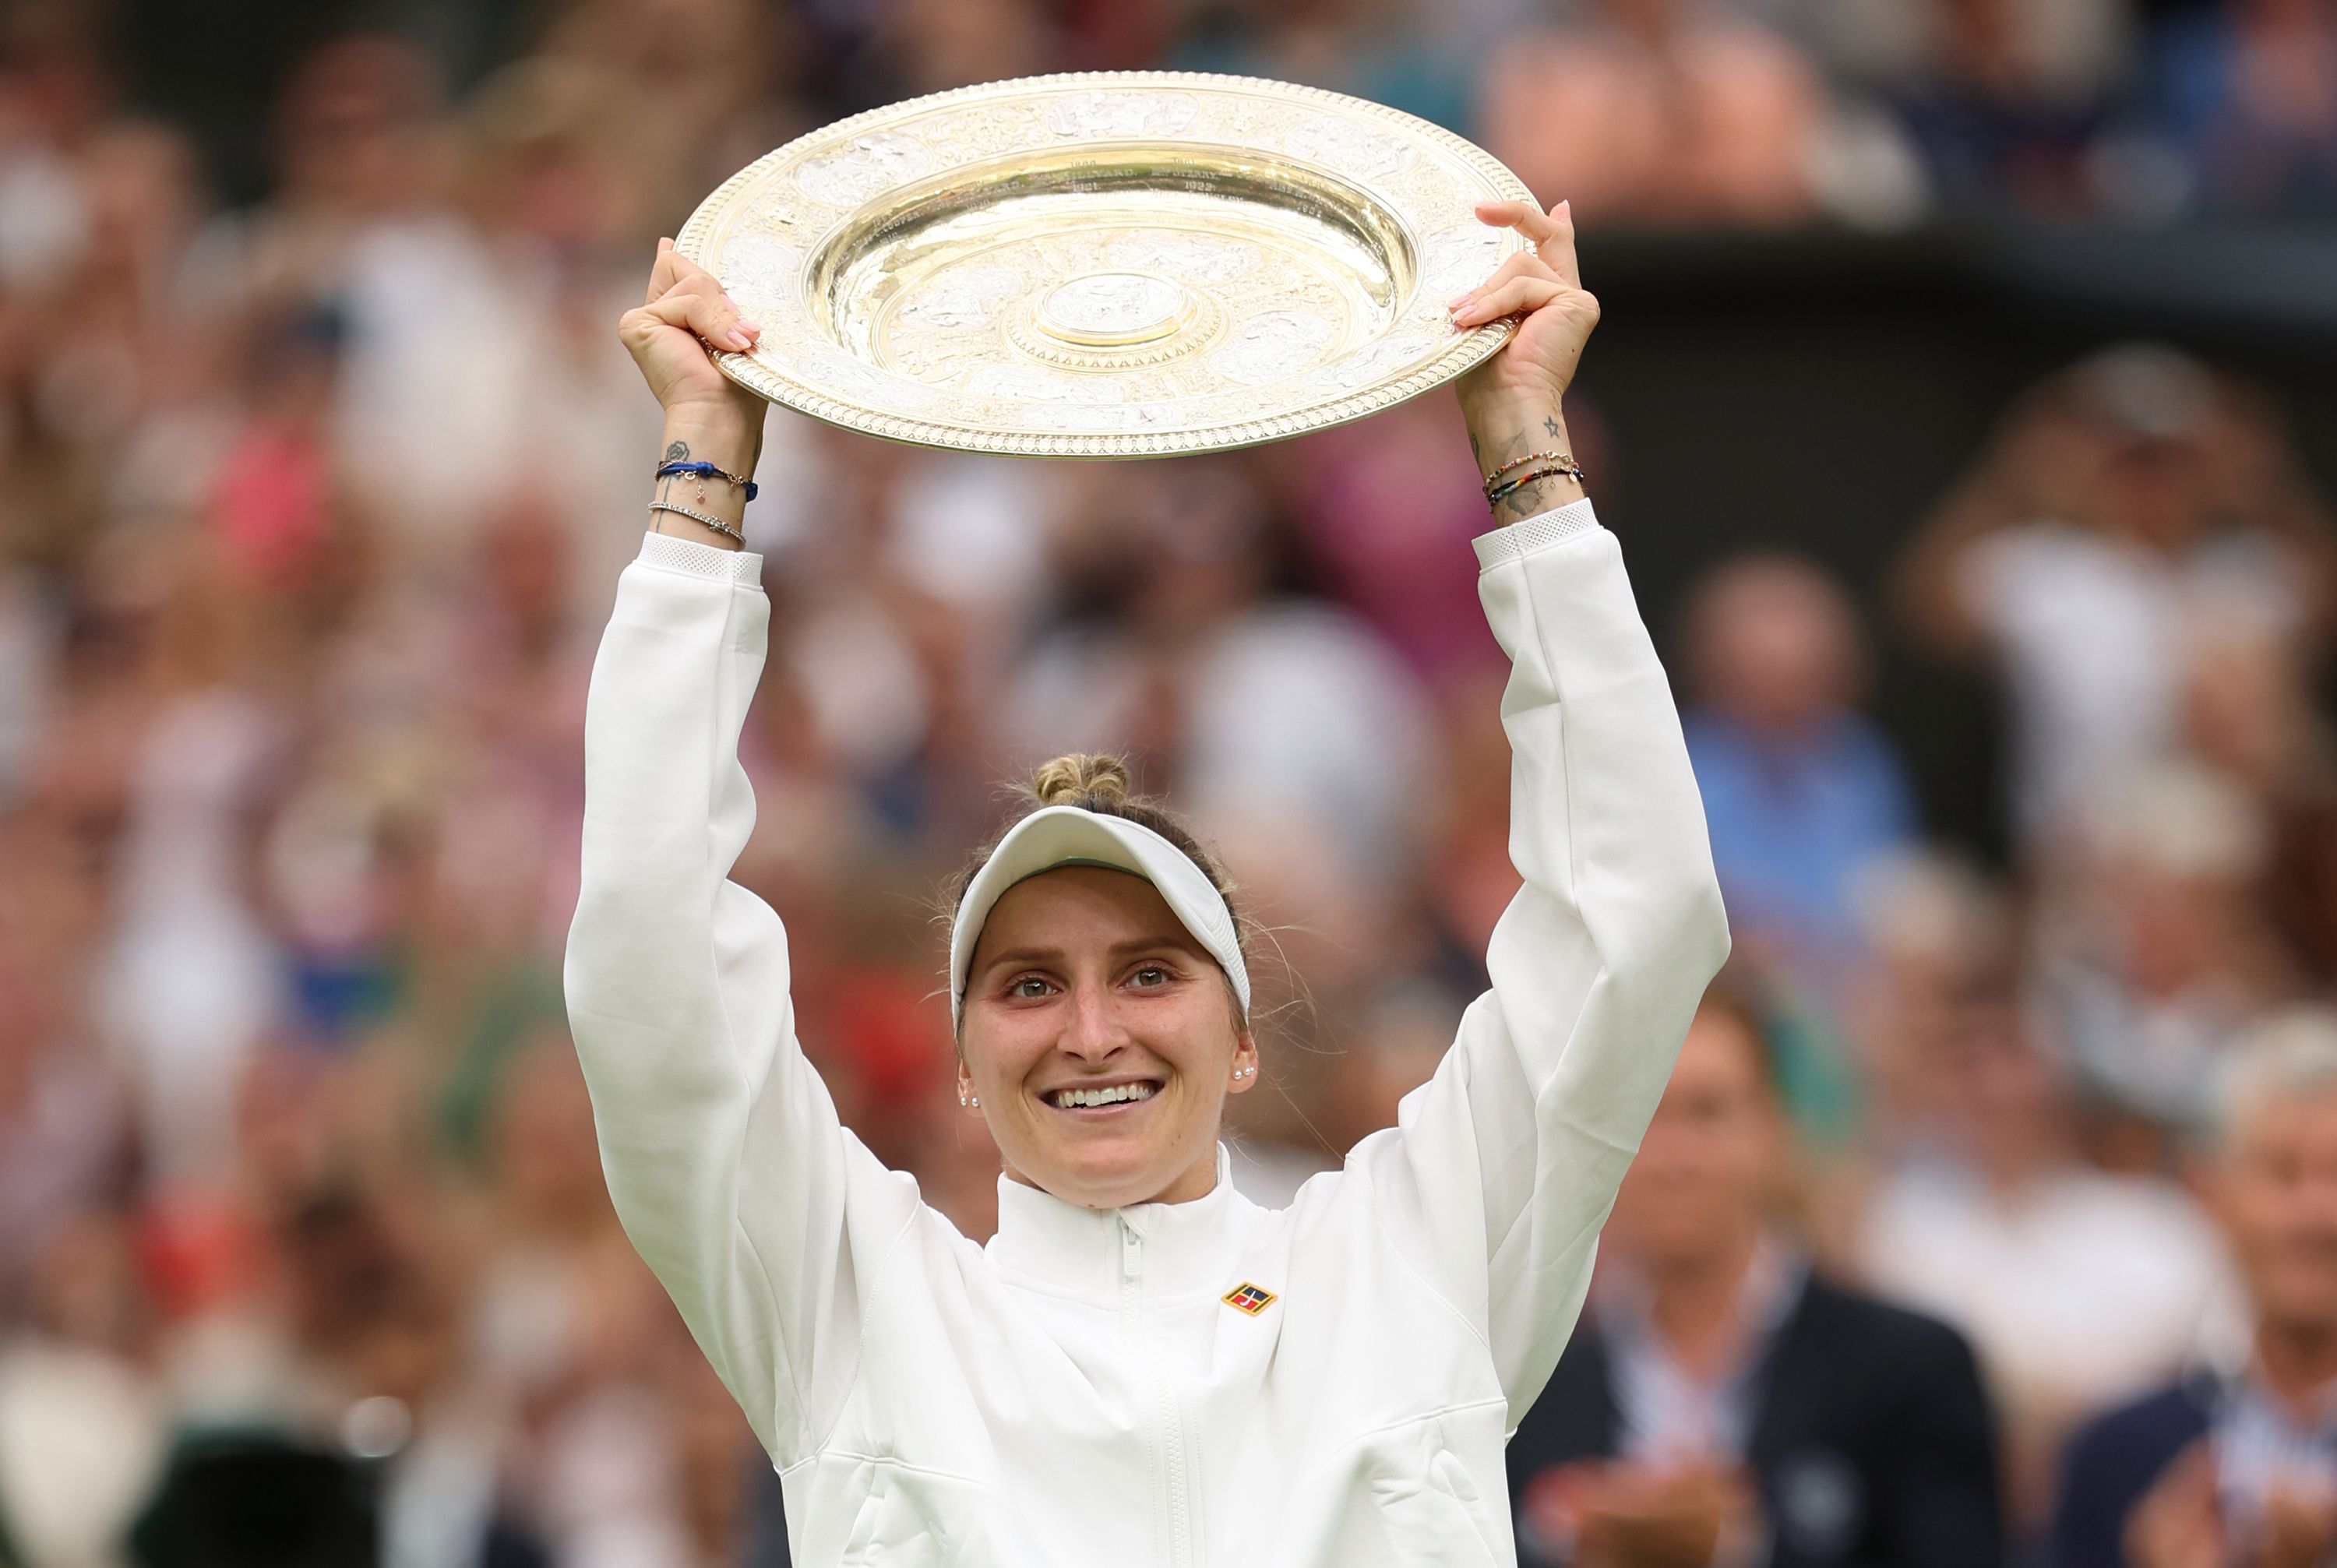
[[1058, 984, 1130, 1059]]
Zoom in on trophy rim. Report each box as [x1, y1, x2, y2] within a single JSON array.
[[677, 69, 1538, 460]]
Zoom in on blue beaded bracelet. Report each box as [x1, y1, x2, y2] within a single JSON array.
[[655, 460, 758, 503]]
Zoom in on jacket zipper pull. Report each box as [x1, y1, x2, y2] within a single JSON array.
[[1119, 1215, 1141, 1282]]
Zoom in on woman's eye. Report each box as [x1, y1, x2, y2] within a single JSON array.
[[1130, 965, 1170, 988], [1010, 976, 1053, 999]]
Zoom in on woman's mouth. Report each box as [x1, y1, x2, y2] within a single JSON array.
[[1045, 1080, 1161, 1112]]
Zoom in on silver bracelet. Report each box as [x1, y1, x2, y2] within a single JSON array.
[[647, 499, 746, 547]]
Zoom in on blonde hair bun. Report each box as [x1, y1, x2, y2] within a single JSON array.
[[1028, 752, 1133, 808]]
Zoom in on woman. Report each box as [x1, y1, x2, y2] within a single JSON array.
[[567, 198, 1730, 1565]]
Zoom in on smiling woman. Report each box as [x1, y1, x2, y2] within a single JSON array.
[[569, 199, 1731, 1567], [947, 753, 1262, 1211]]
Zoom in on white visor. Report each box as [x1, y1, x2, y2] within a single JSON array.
[[949, 805, 1249, 1027]]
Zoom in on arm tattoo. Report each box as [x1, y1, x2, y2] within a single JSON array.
[[1542, 415, 1562, 439]]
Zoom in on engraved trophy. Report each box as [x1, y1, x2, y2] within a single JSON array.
[[676, 72, 1539, 458]]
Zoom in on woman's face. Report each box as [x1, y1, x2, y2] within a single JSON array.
[[957, 866, 1257, 1210]]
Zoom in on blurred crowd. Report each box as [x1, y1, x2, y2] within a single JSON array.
[[5, 0, 2337, 1565]]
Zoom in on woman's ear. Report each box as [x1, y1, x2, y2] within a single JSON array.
[[956, 1055, 983, 1115], [1227, 1028, 1260, 1094]]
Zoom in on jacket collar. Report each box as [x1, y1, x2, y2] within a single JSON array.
[[988, 1144, 1245, 1299]]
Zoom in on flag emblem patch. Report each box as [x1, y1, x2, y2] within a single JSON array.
[[1223, 1282, 1278, 1316]]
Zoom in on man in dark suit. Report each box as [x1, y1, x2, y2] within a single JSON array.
[[1507, 991, 2005, 1568], [2051, 1013, 2337, 1568]]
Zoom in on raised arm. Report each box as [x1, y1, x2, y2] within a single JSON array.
[[1355, 202, 1731, 1429], [562, 245, 917, 1462]]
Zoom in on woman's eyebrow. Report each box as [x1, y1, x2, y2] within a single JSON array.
[[1109, 936, 1200, 957], [978, 934, 1200, 977], [978, 946, 1063, 974]]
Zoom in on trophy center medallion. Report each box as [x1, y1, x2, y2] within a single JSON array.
[[1035, 272, 1192, 347]]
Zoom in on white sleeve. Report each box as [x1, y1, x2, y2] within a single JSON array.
[[562, 532, 920, 1464], [1348, 499, 1731, 1430]]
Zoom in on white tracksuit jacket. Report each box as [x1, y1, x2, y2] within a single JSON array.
[[563, 498, 1731, 1567]]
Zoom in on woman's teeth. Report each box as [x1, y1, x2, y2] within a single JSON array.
[[1051, 1083, 1158, 1109]]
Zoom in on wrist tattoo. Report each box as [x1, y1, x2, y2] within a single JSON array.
[[1472, 421, 1580, 523], [653, 439, 692, 520], [1491, 474, 1565, 523]]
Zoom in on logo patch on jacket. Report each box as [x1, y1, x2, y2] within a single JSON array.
[[1223, 1282, 1277, 1316]]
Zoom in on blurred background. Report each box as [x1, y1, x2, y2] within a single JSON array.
[[5, 0, 2337, 1563]]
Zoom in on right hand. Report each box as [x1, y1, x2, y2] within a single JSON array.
[[619, 239, 766, 439], [2124, 1443, 2229, 1568]]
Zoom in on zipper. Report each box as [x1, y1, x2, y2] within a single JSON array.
[[1119, 1214, 1197, 1568]]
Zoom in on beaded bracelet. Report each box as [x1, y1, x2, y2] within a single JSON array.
[[655, 460, 759, 505], [1480, 449, 1584, 499], [1485, 463, 1581, 509], [648, 499, 746, 546]]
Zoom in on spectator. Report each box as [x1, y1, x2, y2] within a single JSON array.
[[2141, 0, 2337, 219], [1894, 344, 2337, 843], [2033, 759, 2300, 1127], [2183, 610, 2337, 988], [1680, 553, 1919, 1001], [2051, 1010, 2337, 1568], [1881, 0, 2128, 213], [1009, 459, 1433, 891], [1859, 994, 2228, 1525], [1168, 0, 1482, 137], [1478, 0, 1826, 225], [1507, 988, 2004, 1568]]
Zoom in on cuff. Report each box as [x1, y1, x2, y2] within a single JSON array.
[[1470, 499, 1603, 573], [636, 530, 764, 587]]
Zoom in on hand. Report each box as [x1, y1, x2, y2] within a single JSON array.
[[2257, 1482, 2337, 1568], [619, 239, 767, 451], [2125, 1443, 2230, 1568], [1450, 198, 1600, 422], [1533, 1459, 1757, 1568]]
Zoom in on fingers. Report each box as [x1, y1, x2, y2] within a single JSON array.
[[647, 236, 679, 305], [1475, 198, 1581, 289], [1450, 273, 1564, 327], [1475, 199, 1559, 245], [1448, 249, 1560, 325], [643, 236, 733, 310], [631, 286, 760, 353], [1451, 249, 1550, 303], [1541, 199, 1581, 289]]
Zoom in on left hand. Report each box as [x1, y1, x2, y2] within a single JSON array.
[[2258, 1482, 2337, 1568], [1531, 1458, 1758, 1568], [1450, 198, 1600, 421]]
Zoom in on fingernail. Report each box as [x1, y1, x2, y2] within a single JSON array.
[[737, 318, 760, 334], [724, 329, 751, 349], [658, 236, 673, 251]]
